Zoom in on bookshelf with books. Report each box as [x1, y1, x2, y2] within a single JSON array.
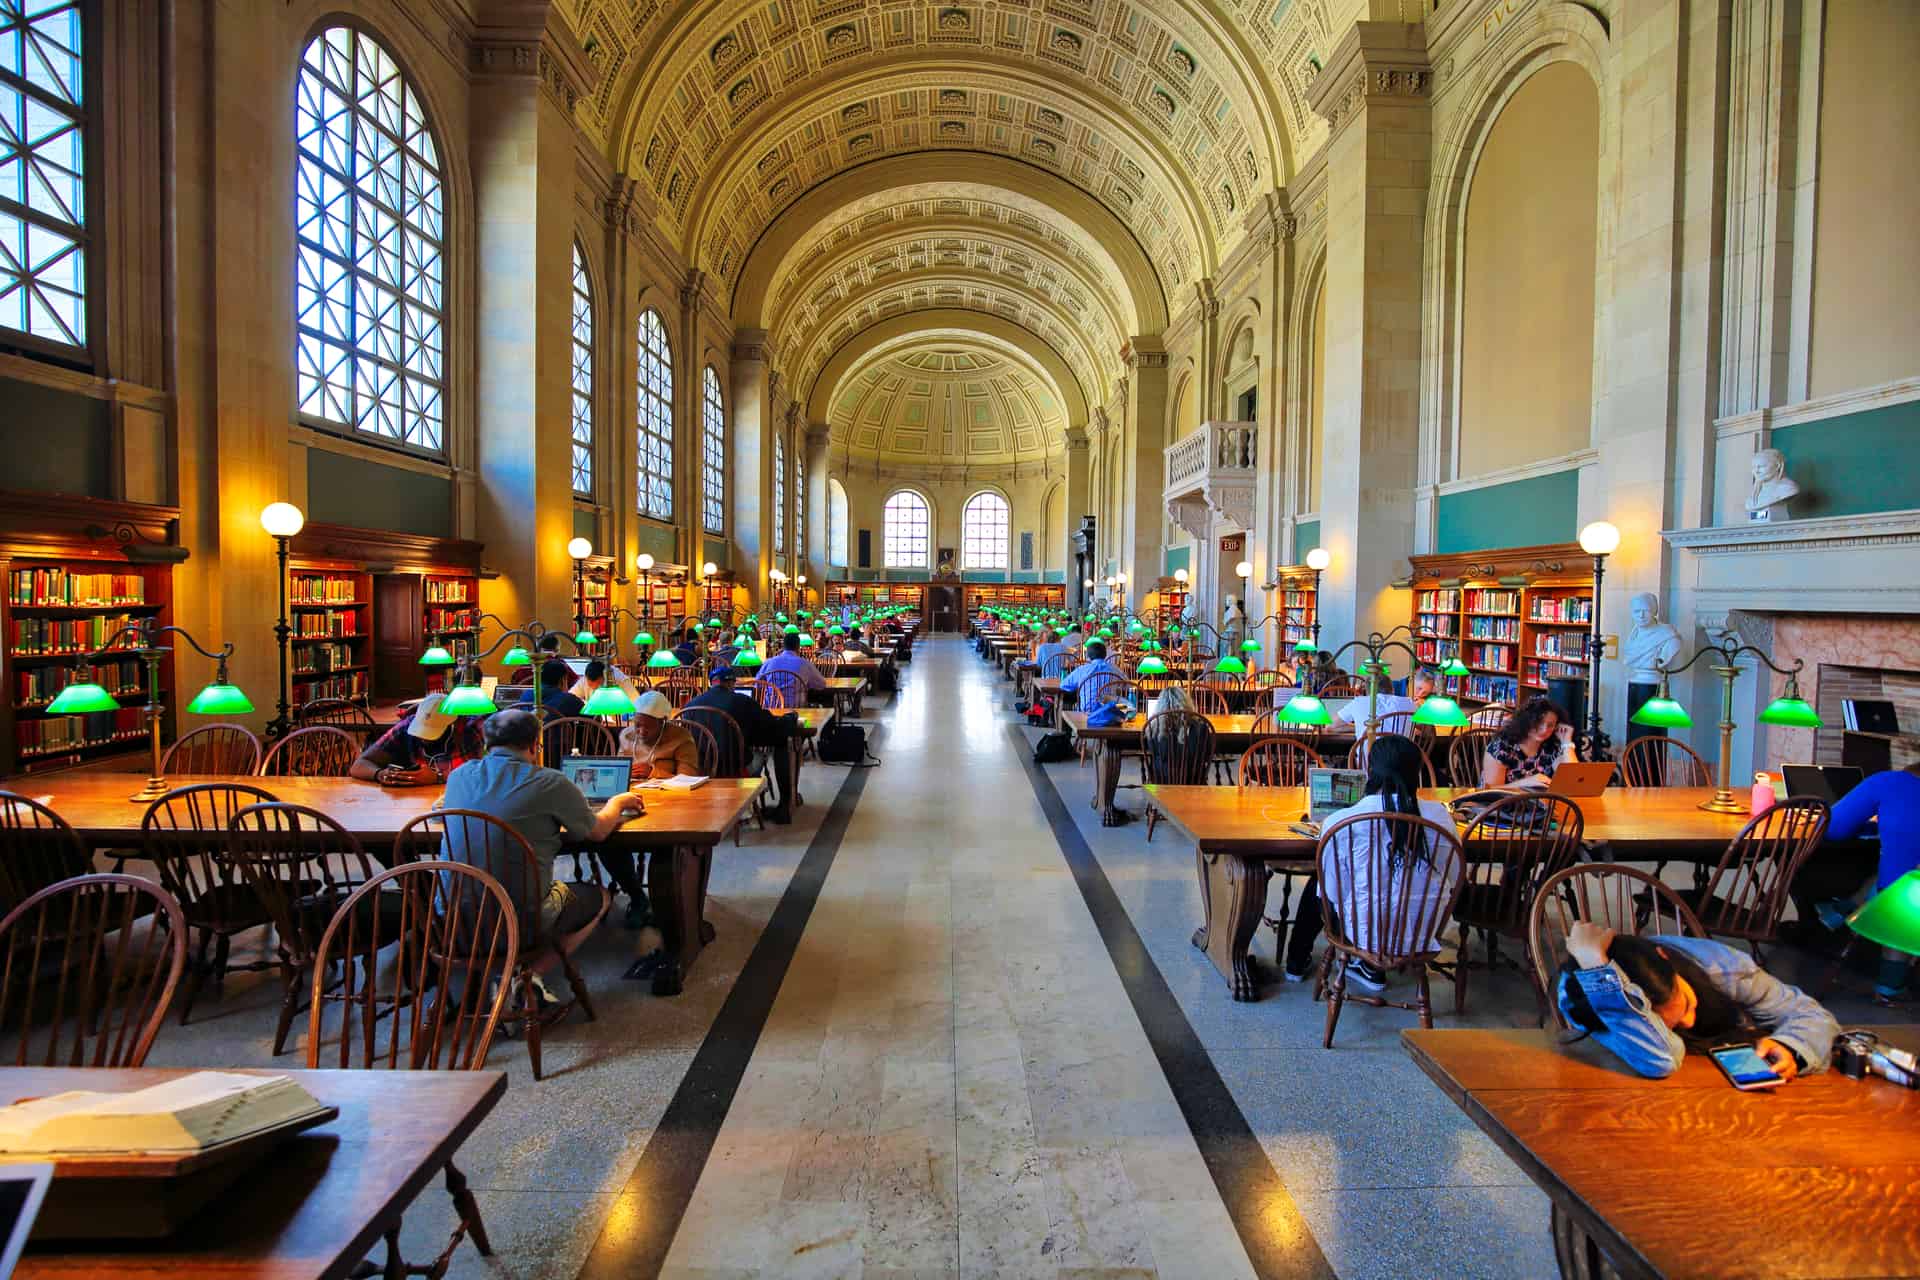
[[1404, 544, 1594, 707], [287, 561, 373, 706], [573, 558, 612, 646], [826, 582, 930, 612], [0, 494, 184, 776], [1153, 578, 1189, 633], [1271, 568, 1320, 650], [962, 583, 1065, 615]]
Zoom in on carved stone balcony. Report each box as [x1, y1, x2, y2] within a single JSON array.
[[1164, 420, 1256, 540]]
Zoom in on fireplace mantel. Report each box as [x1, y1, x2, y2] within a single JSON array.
[[1664, 508, 1920, 614]]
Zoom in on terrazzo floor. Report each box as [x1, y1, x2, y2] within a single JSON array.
[[67, 637, 1903, 1278]]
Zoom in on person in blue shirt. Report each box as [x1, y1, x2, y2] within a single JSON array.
[[539, 659, 584, 717], [1059, 640, 1117, 698], [760, 632, 827, 693], [1817, 763, 1920, 1002]]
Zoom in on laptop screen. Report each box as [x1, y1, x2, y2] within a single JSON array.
[[1781, 764, 1865, 804], [0, 1163, 50, 1273], [558, 756, 631, 804], [1306, 767, 1367, 823]]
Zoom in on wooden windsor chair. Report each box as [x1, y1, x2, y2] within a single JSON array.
[[1618, 735, 1712, 787], [1443, 792, 1586, 1021], [0, 791, 93, 916], [540, 716, 619, 768], [161, 723, 263, 775], [1239, 738, 1326, 955], [1447, 728, 1500, 788], [1527, 862, 1708, 1028], [1346, 736, 1440, 787], [294, 697, 376, 730], [258, 725, 359, 778], [1682, 798, 1830, 959], [1139, 710, 1217, 842]]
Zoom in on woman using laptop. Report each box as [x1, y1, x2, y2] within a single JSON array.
[[1481, 696, 1579, 788]]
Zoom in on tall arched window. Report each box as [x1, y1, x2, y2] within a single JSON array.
[[795, 449, 805, 564], [700, 366, 725, 534], [296, 25, 446, 453], [828, 478, 849, 567], [772, 432, 786, 554], [635, 308, 673, 519], [884, 490, 929, 568], [0, 0, 87, 352], [569, 242, 593, 496], [962, 491, 1010, 570]]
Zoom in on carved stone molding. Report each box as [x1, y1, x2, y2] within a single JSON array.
[[732, 329, 770, 363], [1208, 484, 1255, 533], [1307, 22, 1432, 142], [1663, 508, 1920, 555], [1167, 495, 1212, 542]]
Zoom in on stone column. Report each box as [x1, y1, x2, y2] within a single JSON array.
[[1121, 337, 1169, 593], [1306, 23, 1432, 649], [729, 331, 769, 600], [469, 19, 595, 629]]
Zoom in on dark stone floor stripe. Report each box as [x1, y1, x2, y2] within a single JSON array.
[[1007, 721, 1335, 1280], [576, 725, 881, 1279]]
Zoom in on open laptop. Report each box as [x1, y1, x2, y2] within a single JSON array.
[[0, 1162, 51, 1263], [557, 756, 632, 804], [480, 675, 498, 702], [1545, 761, 1617, 797], [1782, 763, 1865, 805], [1305, 767, 1367, 823]]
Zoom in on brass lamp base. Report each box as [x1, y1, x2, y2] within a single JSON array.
[[129, 776, 170, 804], [1698, 791, 1748, 815]]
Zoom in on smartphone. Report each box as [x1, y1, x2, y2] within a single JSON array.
[[1708, 1042, 1784, 1090]]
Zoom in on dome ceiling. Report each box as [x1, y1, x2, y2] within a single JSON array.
[[828, 341, 1068, 469]]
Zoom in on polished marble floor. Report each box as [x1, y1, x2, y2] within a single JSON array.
[[121, 637, 1899, 1278]]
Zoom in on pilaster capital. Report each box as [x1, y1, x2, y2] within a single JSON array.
[[1122, 335, 1169, 371], [732, 328, 770, 364], [783, 401, 803, 431], [1089, 407, 1110, 436], [766, 368, 783, 402], [1306, 21, 1432, 141], [1065, 423, 1089, 451], [805, 421, 831, 449], [470, 3, 598, 116], [1194, 278, 1220, 321], [680, 269, 714, 313], [606, 173, 655, 239]]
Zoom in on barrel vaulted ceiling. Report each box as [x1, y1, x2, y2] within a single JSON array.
[[827, 341, 1068, 472], [553, 0, 1354, 464]]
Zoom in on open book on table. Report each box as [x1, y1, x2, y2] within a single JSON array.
[[0, 1072, 330, 1157]]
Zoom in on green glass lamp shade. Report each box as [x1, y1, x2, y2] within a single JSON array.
[[582, 684, 637, 717], [783, 623, 800, 635], [46, 680, 119, 714], [1279, 694, 1332, 726], [1630, 696, 1693, 729], [1239, 638, 1261, 653], [440, 683, 498, 716], [1098, 627, 1115, 639], [1846, 871, 1920, 954], [646, 649, 682, 669], [502, 646, 532, 667], [418, 645, 456, 667], [776, 613, 789, 623], [1127, 619, 1147, 633], [709, 616, 726, 627], [1293, 636, 1318, 654], [1136, 655, 1168, 676], [733, 648, 764, 670], [1411, 695, 1471, 728], [573, 629, 598, 645], [797, 633, 815, 647], [1441, 656, 1472, 678], [1758, 696, 1822, 728], [1213, 655, 1248, 675], [632, 632, 656, 648], [828, 624, 846, 636], [692, 621, 706, 633], [186, 682, 254, 716]]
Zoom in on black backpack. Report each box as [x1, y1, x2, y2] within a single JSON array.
[[819, 721, 880, 767], [1032, 730, 1073, 764]]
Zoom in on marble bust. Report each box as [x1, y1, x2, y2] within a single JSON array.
[[1623, 592, 1683, 684], [1745, 447, 1799, 521], [1221, 594, 1246, 646]]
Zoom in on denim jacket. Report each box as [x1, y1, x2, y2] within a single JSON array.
[[1555, 935, 1840, 1079]]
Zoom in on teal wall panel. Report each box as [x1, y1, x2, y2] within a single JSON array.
[[1163, 545, 1191, 577], [0, 376, 111, 498], [1436, 470, 1578, 554], [703, 537, 730, 570], [633, 522, 674, 566], [1771, 399, 1920, 518], [1043, 570, 1065, 584], [572, 507, 595, 541], [1294, 520, 1320, 561], [307, 448, 450, 538]]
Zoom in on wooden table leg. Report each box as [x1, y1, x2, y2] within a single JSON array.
[[1190, 849, 1272, 1002], [1093, 740, 1120, 820], [648, 842, 715, 988]]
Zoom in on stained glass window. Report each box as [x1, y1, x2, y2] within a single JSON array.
[[884, 490, 929, 568], [569, 242, 593, 496], [636, 308, 673, 520], [962, 491, 1010, 570], [295, 25, 446, 453], [701, 365, 724, 534], [772, 431, 786, 554], [0, 0, 88, 350]]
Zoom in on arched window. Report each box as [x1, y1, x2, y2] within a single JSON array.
[[884, 490, 929, 568], [700, 366, 725, 534], [962, 491, 1010, 570], [772, 432, 786, 554], [569, 242, 593, 496], [635, 308, 672, 519], [795, 449, 805, 563], [828, 478, 849, 567], [296, 25, 446, 453], [0, 0, 87, 351]]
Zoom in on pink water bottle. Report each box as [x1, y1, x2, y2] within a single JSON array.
[[1751, 773, 1777, 815]]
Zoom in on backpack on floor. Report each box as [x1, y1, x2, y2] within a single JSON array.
[[819, 722, 880, 767], [1025, 698, 1055, 727], [1032, 730, 1073, 764], [868, 664, 898, 694]]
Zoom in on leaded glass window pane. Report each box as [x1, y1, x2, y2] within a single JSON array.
[[701, 365, 725, 535], [636, 308, 673, 520], [295, 25, 446, 453], [0, 0, 87, 350], [962, 492, 1010, 570], [884, 491, 929, 568], [773, 432, 786, 554], [570, 242, 593, 496]]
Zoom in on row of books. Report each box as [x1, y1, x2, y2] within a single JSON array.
[[292, 642, 357, 675], [16, 708, 145, 758], [1528, 595, 1594, 624], [1466, 641, 1515, 672], [1282, 591, 1315, 608], [1416, 589, 1461, 613], [289, 574, 359, 604], [9, 613, 147, 656], [1415, 612, 1459, 638], [1415, 638, 1461, 666], [1467, 616, 1520, 641], [15, 659, 144, 706], [425, 606, 478, 631], [295, 612, 360, 637], [1464, 588, 1520, 615], [1464, 674, 1520, 704], [8, 568, 147, 607], [292, 672, 368, 702], [1526, 658, 1590, 685], [1534, 632, 1591, 660], [424, 578, 472, 603]]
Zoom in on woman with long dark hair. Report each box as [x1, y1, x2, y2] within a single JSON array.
[[1281, 735, 1459, 992], [1482, 695, 1579, 786], [1556, 923, 1839, 1079]]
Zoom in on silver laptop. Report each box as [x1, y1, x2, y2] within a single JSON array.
[[1306, 767, 1367, 823], [558, 756, 631, 803], [0, 1162, 51, 1265]]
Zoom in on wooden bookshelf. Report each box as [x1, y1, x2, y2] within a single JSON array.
[[1154, 578, 1188, 632], [962, 583, 1065, 615], [572, 555, 613, 648], [288, 561, 372, 705], [825, 581, 930, 611], [1405, 543, 1594, 706], [1270, 567, 1319, 650], [0, 493, 183, 777]]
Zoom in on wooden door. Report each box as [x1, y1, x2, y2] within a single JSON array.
[[372, 573, 424, 701], [928, 586, 960, 632]]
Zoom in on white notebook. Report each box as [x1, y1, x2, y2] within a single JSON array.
[[0, 1072, 329, 1155], [637, 774, 709, 792]]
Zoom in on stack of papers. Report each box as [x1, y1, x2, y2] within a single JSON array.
[[636, 775, 709, 792]]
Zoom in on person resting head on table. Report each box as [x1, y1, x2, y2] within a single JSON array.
[[1557, 923, 1840, 1081], [349, 691, 485, 786], [1482, 696, 1578, 788]]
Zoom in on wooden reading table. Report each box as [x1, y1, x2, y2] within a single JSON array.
[[29, 775, 763, 988], [9, 1065, 505, 1279], [1403, 1025, 1920, 1280], [809, 675, 869, 721]]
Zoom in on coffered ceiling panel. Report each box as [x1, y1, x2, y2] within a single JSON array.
[[827, 340, 1068, 468]]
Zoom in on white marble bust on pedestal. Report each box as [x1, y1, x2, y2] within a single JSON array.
[[1745, 447, 1800, 522], [1623, 592, 1683, 684], [1221, 594, 1246, 647]]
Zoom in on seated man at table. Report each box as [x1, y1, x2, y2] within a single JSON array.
[[1059, 640, 1118, 700], [1336, 669, 1436, 735], [597, 690, 703, 928], [1031, 629, 1067, 672], [686, 666, 797, 824], [539, 659, 585, 717], [567, 658, 630, 704], [761, 631, 827, 693], [1059, 623, 1086, 653], [441, 708, 641, 943], [349, 691, 485, 786], [1557, 921, 1840, 1080], [671, 625, 703, 667]]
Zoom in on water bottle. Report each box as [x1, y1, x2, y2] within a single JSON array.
[[1751, 772, 1777, 816]]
